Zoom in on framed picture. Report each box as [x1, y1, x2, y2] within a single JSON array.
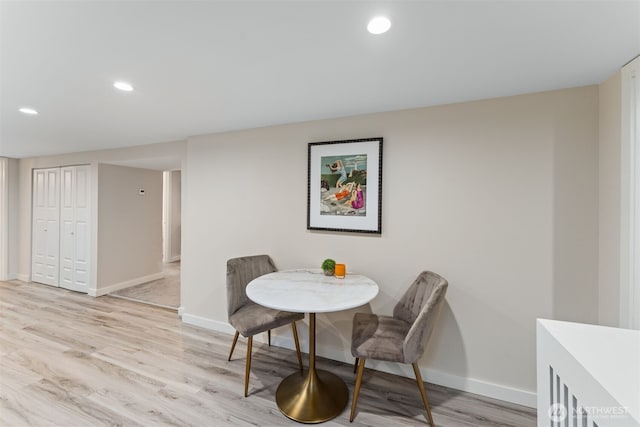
[[307, 137, 383, 234]]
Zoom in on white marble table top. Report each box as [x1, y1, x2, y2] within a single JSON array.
[[246, 269, 379, 314]]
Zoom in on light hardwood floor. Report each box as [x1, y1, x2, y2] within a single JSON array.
[[110, 262, 180, 310], [0, 280, 536, 426]]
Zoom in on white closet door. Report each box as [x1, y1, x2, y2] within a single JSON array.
[[60, 165, 90, 292], [32, 168, 60, 286]]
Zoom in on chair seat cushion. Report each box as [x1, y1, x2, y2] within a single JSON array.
[[229, 302, 304, 337], [351, 312, 410, 363]]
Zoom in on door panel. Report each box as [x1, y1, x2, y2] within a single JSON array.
[[62, 168, 73, 208], [32, 165, 90, 292], [72, 167, 90, 291], [60, 167, 74, 289], [60, 219, 74, 288], [31, 170, 46, 283], [74, 220, 89, 287], [59, 165, 90, 292], [35, 172, 45, 207], [31, 168, 60, 287], [76, 167, 88, 208], [32, 219, 47, 283]]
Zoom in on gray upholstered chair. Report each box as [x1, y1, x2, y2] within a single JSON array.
[[226, 255, 304, 397], [350, 271, 448, 425]]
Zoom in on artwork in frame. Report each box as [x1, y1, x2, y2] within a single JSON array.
[[307, 137, 383, 234]]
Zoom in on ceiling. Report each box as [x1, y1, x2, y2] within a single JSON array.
[[1, 1, 639, 160]]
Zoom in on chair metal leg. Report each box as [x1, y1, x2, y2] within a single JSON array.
[[228, 331, 239, 361], [244, 336, 253, 397], [412, 362, 435, 426], [268, 330, 271, 346], [350, 358, 366, 422], [291, 322, 303, 372], [353, 357, 359, 373]]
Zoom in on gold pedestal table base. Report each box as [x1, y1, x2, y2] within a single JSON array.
[[276, 368, 349, 423], [276, 313, 348, 423], [245, 270, 380, 424]]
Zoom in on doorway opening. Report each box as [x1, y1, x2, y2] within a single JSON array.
[[109, 260, 180, 310], [110, 169, 181, 310]]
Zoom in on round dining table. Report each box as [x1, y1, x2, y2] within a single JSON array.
[[246, 268, 379, 424]]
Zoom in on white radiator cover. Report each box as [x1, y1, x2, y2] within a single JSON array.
[[537, 319, 639, 427]]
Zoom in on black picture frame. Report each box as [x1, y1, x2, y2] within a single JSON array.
[[307, 137, 383, 234]]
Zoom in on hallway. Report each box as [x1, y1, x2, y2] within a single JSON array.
[[110, 262, 180, 310]]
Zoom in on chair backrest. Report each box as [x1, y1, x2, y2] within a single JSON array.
[[393, 271, 448, 363], [226, 255, 277, 318]]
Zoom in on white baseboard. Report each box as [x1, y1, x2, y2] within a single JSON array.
[[421, 368, 536, 408], [290, 337, 536, 408], [180, 312, 536, 408], [181, 313, 235, 334], [163, 255, 181, 263], [16, 273, 29, 282], [89, 272, 165, 297]]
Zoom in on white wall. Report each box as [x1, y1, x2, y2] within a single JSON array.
[[96, 164, 163, 293], [182, 85, 599, 406], [619, 56, 640, 330], [169, 170, 181, 261], [162, 169, 181, 263], [0, 157, 7, 280], [7, 158, 19, 280], [14, 140, 186, 281], [552, 84, 599, 323], [598, 71, 622, 327]]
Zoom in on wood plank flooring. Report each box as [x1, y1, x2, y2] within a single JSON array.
[[0, 280, 536, 426], [110, 262, 180, 310]]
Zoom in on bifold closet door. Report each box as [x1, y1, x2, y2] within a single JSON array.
[[32, 165, 91, 292], [60, 165, 90, 292], [32, 168, 61, 287]]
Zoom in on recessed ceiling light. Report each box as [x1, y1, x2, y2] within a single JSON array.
[[113, 81, 134, 92], [19, 107, 38, 115], [367, 16, 391, 35]]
